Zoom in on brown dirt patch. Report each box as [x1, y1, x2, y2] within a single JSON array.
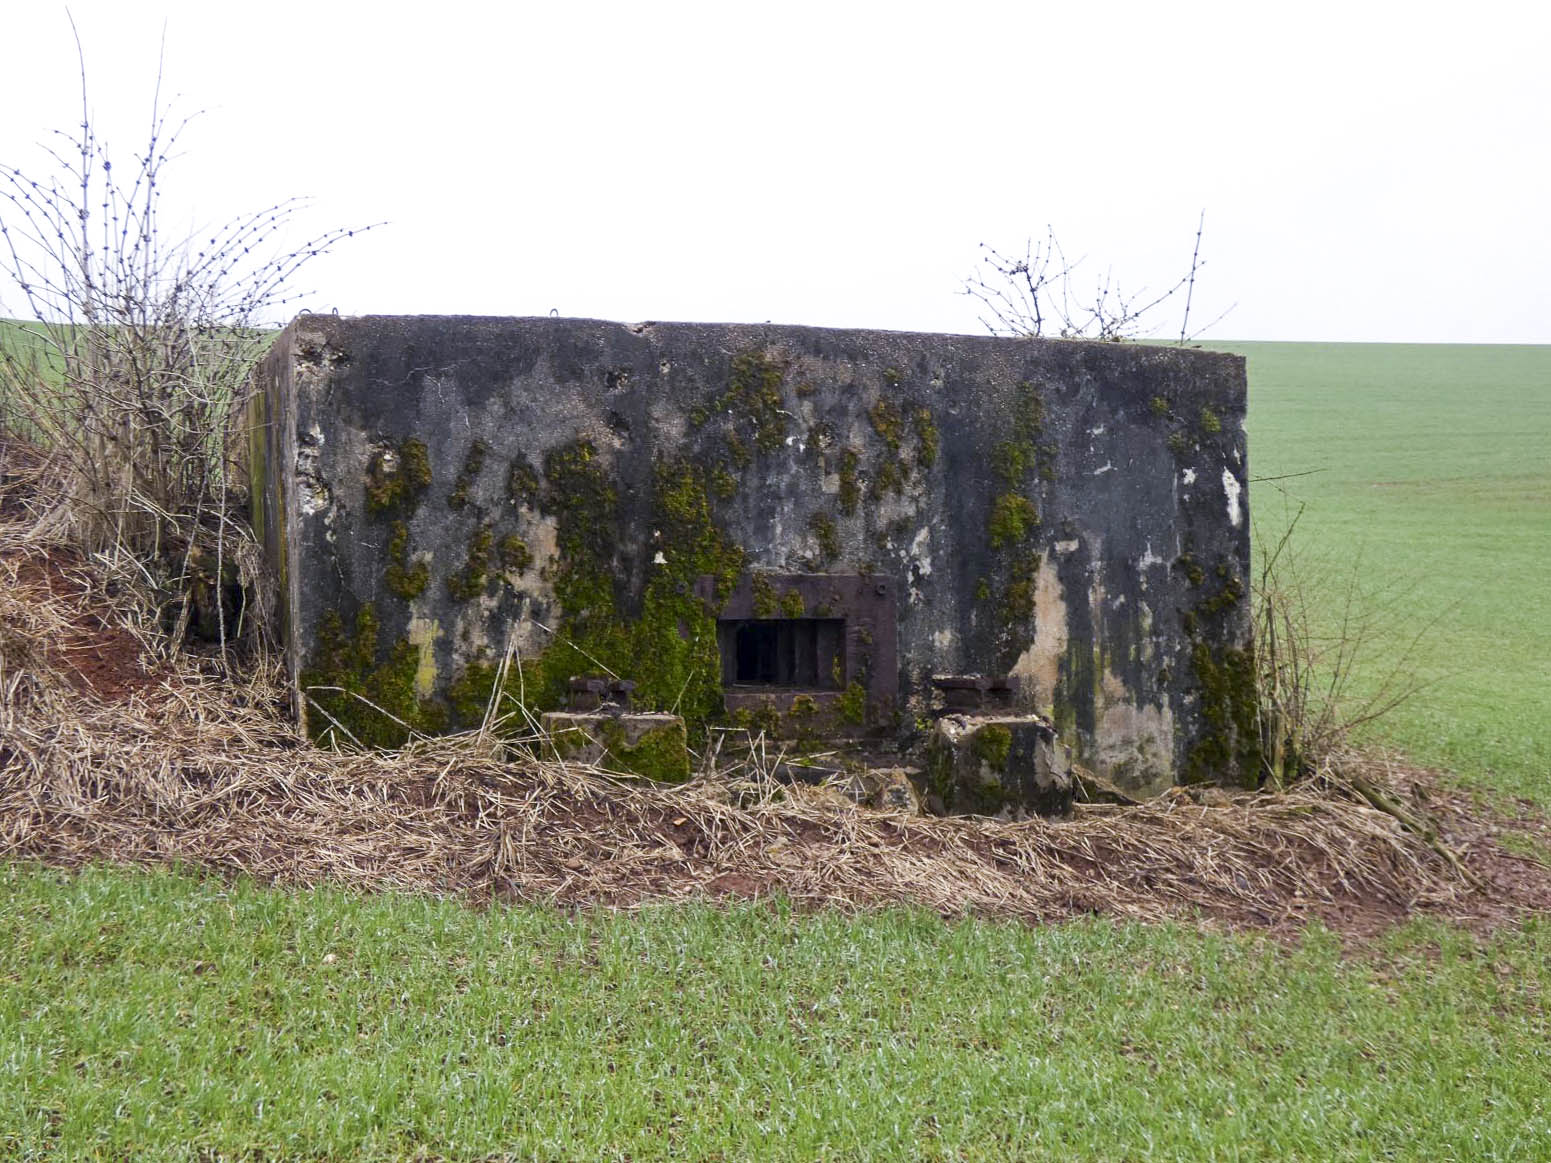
[[7, 548, 158, 702]]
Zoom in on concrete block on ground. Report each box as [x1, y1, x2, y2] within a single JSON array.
[[926, 714, 1075, 818], [539, 711, 690, 783]]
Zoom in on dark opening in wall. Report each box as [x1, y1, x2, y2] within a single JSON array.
[[719, 619, 844, 688]]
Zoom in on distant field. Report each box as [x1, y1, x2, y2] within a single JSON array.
[[1223, 341, 1551, 803]]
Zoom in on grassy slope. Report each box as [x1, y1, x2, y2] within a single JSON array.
[[1226, 341, 1551, 802], [2, 866, 1548, 1162]]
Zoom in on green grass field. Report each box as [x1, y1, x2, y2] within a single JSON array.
[[3, 339, 1548, 1159], [3, 865, 1549, 1161], [1227, 342, 1551, 803]]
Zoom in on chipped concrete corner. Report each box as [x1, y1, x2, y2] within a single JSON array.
[[249, 315, 1252, 798]]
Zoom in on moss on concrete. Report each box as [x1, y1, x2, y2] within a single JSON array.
[[991, 441, 1030, 484], [447, 525, 495, 601], [1179, 558, 1262, 787], [988, 494, 1039, 550], [868, 398, 904, 453], [498, 534, 532, 575], [542, 438, 619, 617], [446, 657, 502, 729], [600, 718, 691, 783], [1197, 571, 1244, 617], [751, 573, 779, 618], [912, 407, 939, 471], [710, 464, 739, 500], [384, 520, 429, 600], [524, 447, 743, 730], [925, 727, 1012, 816], [871, 459, 905, 499], [972, 723, 1013, 772], [837, 680, 867, 726], [808, 511, 840, 566], [1185, 641, 1260, 787], [365, 438, 432, 517], [837, 448, 862, 516], [300, 604, 446, 747], [506, 458, 540, 508], [448, 440, 487, 511], [727, 350, 788, 454], [983, 380, 1050, 655], [1175, 553, 1206, 588], [1002, 553, 1041, 626], [780, 588, 806, 618]]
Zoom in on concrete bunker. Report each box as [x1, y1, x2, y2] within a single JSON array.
[[249, 314, 1255, 810]]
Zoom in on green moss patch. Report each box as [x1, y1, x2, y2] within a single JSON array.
[[519, 449, 744, 730], [506, 458, 541, 508], [837, 680, 867, 726], [300, 605, 446, 747], [808, 511, 840, 566], [912, 407, 939, 471], [972, 724, 1013, 772], [364, 438, 432, 517], [868, 398, 904, 453], [837, 448, 862, 515], [988, 494, 1039, 550], [600, 719, 691, 783], [447, 525, 495, 601], [498, 534, 532, 576], [384, 520, 429, 600], [1185, 642, 1260, 787], [695, 349, 788, 457], [751, 573, 778, 618], [448, 440, 488, 511]]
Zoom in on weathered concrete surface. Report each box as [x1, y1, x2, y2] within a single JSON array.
[[250, 315, 1254, 795]]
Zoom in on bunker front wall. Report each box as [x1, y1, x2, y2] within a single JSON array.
[[250, 315, 1253, 795]]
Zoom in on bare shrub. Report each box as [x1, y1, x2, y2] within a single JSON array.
[[0, 21, 371, 659], [1252, 500, 1433, 789], [965, 214, 1232, 343]]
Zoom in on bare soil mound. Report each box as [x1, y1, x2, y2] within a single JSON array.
[[2, 520, 1547, 939]]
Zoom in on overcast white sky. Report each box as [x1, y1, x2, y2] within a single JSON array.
[[3, 1, 1548, 343]]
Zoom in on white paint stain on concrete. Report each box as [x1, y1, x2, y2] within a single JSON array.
[[1222, 467, 1243, 528], [1181, 467, 1197, 485], [910, 525, 932, 575], [1009, 556, 1068, 707]]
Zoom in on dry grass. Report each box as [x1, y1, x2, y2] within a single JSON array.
[[1, 486, 1543, 936]]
